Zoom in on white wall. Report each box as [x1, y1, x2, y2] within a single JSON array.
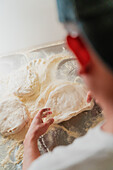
[[0, 0, 66, 55]]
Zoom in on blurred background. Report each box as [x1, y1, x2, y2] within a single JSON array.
[[0, 0, 66, 55]]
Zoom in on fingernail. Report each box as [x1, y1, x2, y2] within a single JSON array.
[[51, 118, 54, 122]]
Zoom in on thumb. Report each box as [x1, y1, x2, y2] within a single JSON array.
[[39, 118, 54, 136], [44, 118, 54, 129]]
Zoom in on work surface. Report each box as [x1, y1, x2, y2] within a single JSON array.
[[39, 103, 102, 154], [0, 42, 103, 170]]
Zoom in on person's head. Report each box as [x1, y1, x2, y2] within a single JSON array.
[[57, 0, 113, 110]]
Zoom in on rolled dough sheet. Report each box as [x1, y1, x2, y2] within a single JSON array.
[[35, 81, 93, 123]]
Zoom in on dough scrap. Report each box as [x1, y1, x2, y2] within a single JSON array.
[[8, 65, 40, 98], [44, 83, 93, 123], [0, 96, 29, 136]]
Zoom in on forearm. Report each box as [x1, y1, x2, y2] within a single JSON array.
[[22, 138, 40, 170]]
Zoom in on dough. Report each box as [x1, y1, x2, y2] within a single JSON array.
[[27, 58, 46, 82], [23, 55, 73, 117], [8, 65, 40, 98], [0, 96, 29, 136], [44, 83, 93, 123], [40, 55, 72, 93], [34, 81, 71, 112]]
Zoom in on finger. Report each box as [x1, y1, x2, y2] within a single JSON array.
[[41, 118, 54, 129], [45, 118, 54, 127], [42, 111, 52, 118], [38, 108, 51, 117], [87, 91, 92, 103], [37, 118, 54, 137], [40, 118, 54, 129], [36, 108, 51, 118]]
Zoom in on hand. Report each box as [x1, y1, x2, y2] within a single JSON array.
[[24, 108, 54, 144], [23, 108, 54, 170]]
